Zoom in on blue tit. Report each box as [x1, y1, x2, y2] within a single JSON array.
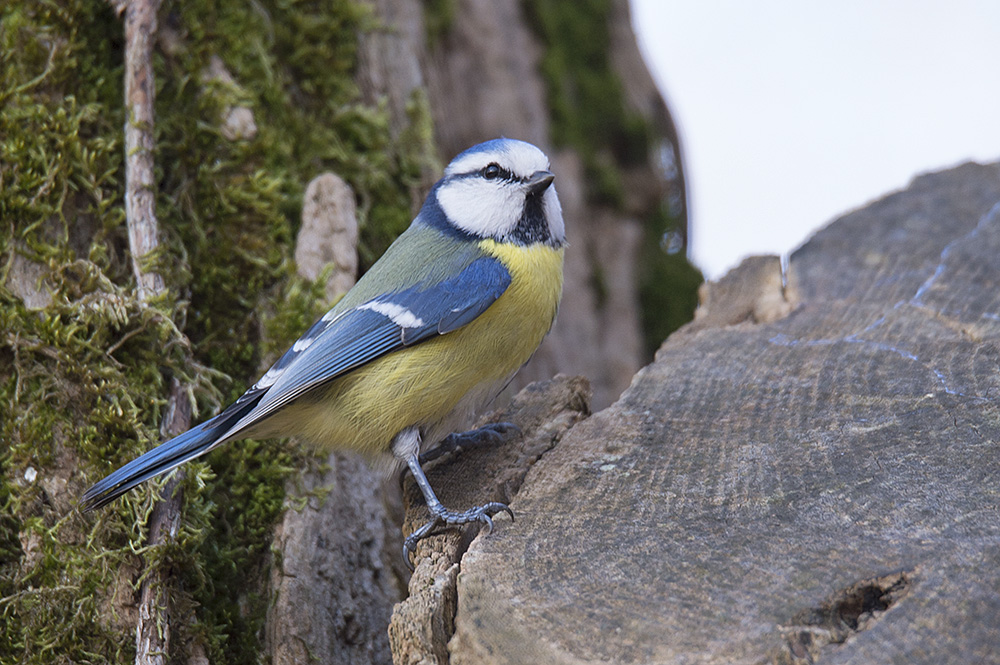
[[81, 138, 566, 563]]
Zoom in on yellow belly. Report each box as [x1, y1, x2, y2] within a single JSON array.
[[269, 240, 564, 457]]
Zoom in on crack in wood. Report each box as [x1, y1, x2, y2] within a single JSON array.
[[779, 571, 912, 664]]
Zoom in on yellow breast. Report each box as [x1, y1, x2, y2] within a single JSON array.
[[272, 240, 565, 457]]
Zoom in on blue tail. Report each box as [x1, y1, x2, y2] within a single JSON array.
[[80, 396, 260, 511]]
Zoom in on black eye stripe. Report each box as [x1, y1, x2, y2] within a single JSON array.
[[450, 165, 521, 183]]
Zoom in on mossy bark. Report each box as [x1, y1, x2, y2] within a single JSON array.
[[1, 1, 432, 663], [1, 1, 697, 663]]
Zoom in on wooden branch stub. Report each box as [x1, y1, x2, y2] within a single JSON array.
[[123, 0, 165, 302]]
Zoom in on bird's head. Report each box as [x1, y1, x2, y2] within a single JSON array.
[[423, 138, 565, 247]]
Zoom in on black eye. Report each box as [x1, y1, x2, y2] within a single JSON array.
[[482, 163, 501, 180]]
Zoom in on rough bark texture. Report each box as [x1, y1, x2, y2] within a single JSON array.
[[134, 380, 191, 665], [421, 161, 1000, 664], [691, 254, 794, 330], [267, 455, 401, 665]]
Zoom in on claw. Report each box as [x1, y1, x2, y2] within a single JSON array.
[[480, 513, 495, 534], [402, 501, 514, 571], [403, 519, 436, 570]]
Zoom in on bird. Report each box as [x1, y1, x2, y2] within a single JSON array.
[[80, 137, 566, 565]]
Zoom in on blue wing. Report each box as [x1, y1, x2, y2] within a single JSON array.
[[227, 256, 511, 435], [80, 256, 510, 511]]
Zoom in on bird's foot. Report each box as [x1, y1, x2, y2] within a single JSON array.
[[418, 421, 521, 465], [403, 501, 514, 570]]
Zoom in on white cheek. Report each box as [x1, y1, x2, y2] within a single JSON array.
[[437, 180, 521, 238], [543, 187, 565, 243]]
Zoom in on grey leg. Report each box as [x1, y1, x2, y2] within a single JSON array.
[[397, 428, 514, 570]]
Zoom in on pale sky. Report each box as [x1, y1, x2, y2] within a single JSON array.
[[631, 1, 1000, 278]]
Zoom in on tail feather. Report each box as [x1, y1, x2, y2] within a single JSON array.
[[80, 398, 259, 511]]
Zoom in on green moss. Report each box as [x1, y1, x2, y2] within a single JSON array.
[[0, 265, 205, 665], [1, 0, 436, 662], [638, 207, 704, 356], [423, 0, 457, 45]]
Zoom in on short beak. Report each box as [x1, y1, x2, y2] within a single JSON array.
[[525, 170, 555, 195]]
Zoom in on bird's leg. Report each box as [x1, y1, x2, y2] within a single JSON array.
[[402, 454, 513, 569], [395, 427, 514, 569], [418, 421, 521, 465]]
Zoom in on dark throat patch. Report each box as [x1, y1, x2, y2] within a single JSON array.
[[510, 194, 552, 245]]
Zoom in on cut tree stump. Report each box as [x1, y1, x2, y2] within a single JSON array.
[[397, 161, 1000, 664]]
